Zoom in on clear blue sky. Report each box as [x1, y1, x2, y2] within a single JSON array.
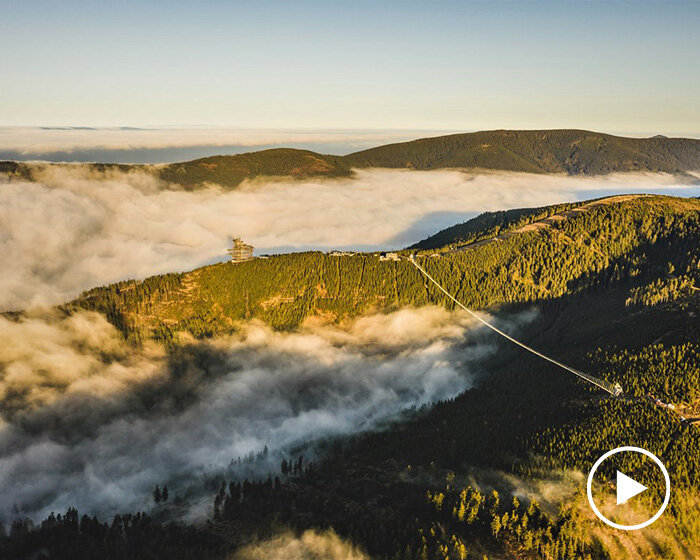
[[1, 0, 698, 135]]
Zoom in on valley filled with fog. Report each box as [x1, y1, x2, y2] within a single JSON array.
[[1, 162, 698, 524], [0, 305, 521, 522]]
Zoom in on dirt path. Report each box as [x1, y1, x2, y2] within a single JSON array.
[[447, 194, 650, 255]]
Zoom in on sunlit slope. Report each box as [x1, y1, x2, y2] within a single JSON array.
[[411, 201, 587, 250], [344, 129, 700, 175], [68, 196, 700, 343]]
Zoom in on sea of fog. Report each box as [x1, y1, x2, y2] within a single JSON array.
[[1, 166, 698, 311], [1, 158, 699, 523]]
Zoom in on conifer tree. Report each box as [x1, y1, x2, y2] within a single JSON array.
[[153, 485, 162, 504]]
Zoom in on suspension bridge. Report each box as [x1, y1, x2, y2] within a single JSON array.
[[408, 255, 624, 397]]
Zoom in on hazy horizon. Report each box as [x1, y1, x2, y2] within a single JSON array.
[[2, 125, 699, 164]]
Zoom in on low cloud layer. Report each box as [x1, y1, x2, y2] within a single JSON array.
[[0, 306, 515, 523], [0, 127, 439, 162], [2, 166, 697, 311], [0, 310, 168, 422], [234, 530, 369, 560]]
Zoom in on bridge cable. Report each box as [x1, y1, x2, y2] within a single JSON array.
[[409, 256, 620, 396]]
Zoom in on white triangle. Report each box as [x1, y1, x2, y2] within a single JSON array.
[[616, 470, 647, 505]]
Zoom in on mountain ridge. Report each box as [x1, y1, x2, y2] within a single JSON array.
[[344, 129, 700, 176], [2, 129, 699, 188], [64, 195, 700, 343]]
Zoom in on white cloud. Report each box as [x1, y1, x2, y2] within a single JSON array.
[[0, 306, 510, 522], [234, 530, 369, 560], [0, 310, 164, 416], [1, 167, 696, 311]]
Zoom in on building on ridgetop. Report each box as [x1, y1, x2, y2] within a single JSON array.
[[379, 252, 400, 261], [228, 237, 254, 263], [328, 250, 356, 257]]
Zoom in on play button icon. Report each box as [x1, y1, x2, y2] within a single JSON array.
[[616, 470, 647, 505], [587, 446, 670, 530]]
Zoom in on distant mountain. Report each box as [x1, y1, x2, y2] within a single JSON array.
[[344, 129, 700, 176], [2, 130, 699, 188], [156, 148, 352, 189], [0, 148, 352, 189]]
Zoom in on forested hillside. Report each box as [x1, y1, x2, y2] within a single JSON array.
[[411, 201, 586, 250], [3, 195, 699, 560], [344, 130, 700, 176], [69, 196, 699, 345], [7, 282, 700, 559], [156, 148, 352, 188]]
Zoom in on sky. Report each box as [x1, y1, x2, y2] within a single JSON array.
[[1, 0, 699, 136]]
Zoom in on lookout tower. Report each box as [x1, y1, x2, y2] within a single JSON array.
[[228, 237, 254, 263]]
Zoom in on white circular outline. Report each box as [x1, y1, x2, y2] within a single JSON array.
[[587, 446, 670, 530]]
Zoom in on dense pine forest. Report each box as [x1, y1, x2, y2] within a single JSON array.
[[68, 196, 699, 344], [2, 195, 699, 559], [343, 129, 700, 176]]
